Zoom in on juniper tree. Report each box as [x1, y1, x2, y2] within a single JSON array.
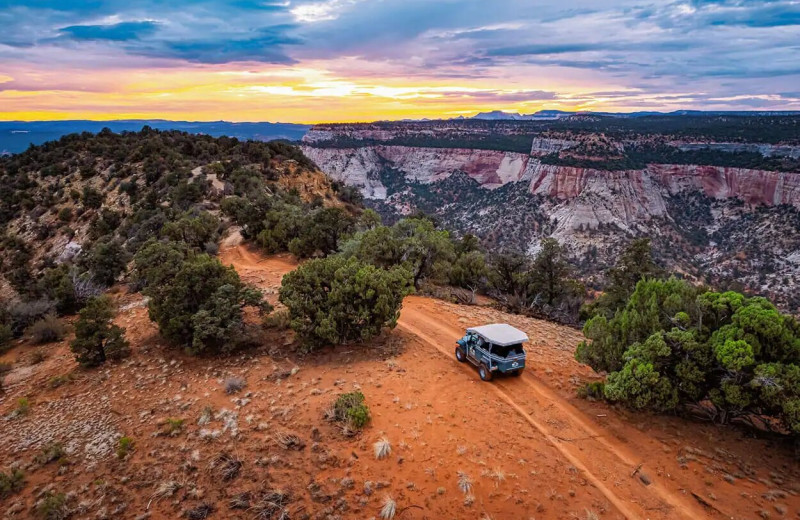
[[279, 255, 413, 347], [70, 296, 129, 367]]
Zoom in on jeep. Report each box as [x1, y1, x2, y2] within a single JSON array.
[[455, 323, 528, 381]]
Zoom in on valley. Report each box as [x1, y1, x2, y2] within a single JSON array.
[[301, 117, 800, 312]]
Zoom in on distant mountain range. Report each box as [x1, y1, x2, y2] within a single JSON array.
[[470, 109, 800, 120], [0, 120, 311, 155], [3, 112, 800, 155]]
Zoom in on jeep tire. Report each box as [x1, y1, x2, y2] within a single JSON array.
[[479, 363, 493, 381], [455, 346, 466, 362]]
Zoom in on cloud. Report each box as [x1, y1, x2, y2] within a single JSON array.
[[151, 26, 302, 64], [59, 21, 159, 41], [1, 0, 799, 115], [486, 44, 598, 57]]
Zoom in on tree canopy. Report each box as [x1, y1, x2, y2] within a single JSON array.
[[135, 241, 269, 354], [577, 278, 800, 437], [279, 255, 413, 347]]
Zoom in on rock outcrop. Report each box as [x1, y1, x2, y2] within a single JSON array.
[[303, 144, 800, 223]]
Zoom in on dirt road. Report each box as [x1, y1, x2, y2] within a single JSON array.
[[218, 244, 800, 520], [398, 298, 709, 520]]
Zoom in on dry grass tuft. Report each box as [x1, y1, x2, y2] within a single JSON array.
[[274, 432, 305, 451], [457, 471, 473, 494], [184, 502, 214, 519], [148, 480, 183, 509], [229, 492, 251, 510], [208, 452, 242, 482], [250, 489, 291, 520], [224, 376, 246, 395], [373, 437, 392, 460], [379, 495, 397, 519]]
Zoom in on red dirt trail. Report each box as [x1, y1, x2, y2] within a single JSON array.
[[0, 244, 797, 520]]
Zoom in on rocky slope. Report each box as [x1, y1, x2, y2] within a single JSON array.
[[302, 120, 800, 311]]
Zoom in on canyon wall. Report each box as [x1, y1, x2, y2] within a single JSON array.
[[301, 123, 800, 312], [302, 144, 800, 218]]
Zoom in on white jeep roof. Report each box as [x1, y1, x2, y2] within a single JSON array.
[[466, 324, 529, 346]]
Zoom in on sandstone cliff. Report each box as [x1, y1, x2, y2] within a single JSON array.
[[302, 144, 800, 221], [301, 123, 800, 312]]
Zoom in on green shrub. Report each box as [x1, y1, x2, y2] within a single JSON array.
[[581, 238, 664, 319], [448, 250, 488, 291], [164, 418, 184, 436], [137, 251, 269, 355], [27, 315, 67, 344], [279, 255, 413, 347], [117, 436, 134, 459], [332, 391, 371, 429], [577, 381, 606, 400], [84, 239, 128, 286], [82, 186, 103, 209], [342, 217, 454, 289], [160, 211, 220, 250], [15, 397, 30, 416], [0, 469, 24, 498], [36, 491, 69, 520], [577, 279, 800, 436], [286, 207, 355, 258], [57, 207, 72, 222], [70, 296, 129, 367], [35, 442, 66, 465], [38, 266, 78, 315], [131, 239, 189, 290]]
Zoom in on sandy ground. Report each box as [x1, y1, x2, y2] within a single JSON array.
[[0, 244, 798, 520]]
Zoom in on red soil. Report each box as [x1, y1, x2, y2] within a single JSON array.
[[0, 244, 797, 520]]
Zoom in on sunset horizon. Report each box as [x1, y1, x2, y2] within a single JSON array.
[[3, 1, 799, 123]]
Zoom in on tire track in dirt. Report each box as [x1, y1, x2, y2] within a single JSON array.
[[398, 302, 710, 520], [219, 246, 712, 519]]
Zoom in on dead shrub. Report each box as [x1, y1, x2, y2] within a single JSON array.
[[27, 315, 67, 344], [208, 453, 242, 482], [250, 489, 291, 520], [224, 376, 246, 395]]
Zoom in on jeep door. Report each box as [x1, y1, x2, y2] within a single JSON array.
[[467, 334, 482, 363], [474, 338, 491, 367]]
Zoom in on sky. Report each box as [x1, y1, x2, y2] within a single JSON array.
[[1, 0, 799, 122]]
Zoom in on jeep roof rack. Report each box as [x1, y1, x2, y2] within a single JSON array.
[[466, 324, 529, 346]]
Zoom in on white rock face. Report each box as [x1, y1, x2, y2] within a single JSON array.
[[301, 146, 387, 199], [306, 144, 800, 232], [57, 241, 83, 264], [676, 142, 800, 159], [376, 146, 529, 187], [529, 137, 578, 156], [303, 145, 530, 196], [525, 161, 668, 232]]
